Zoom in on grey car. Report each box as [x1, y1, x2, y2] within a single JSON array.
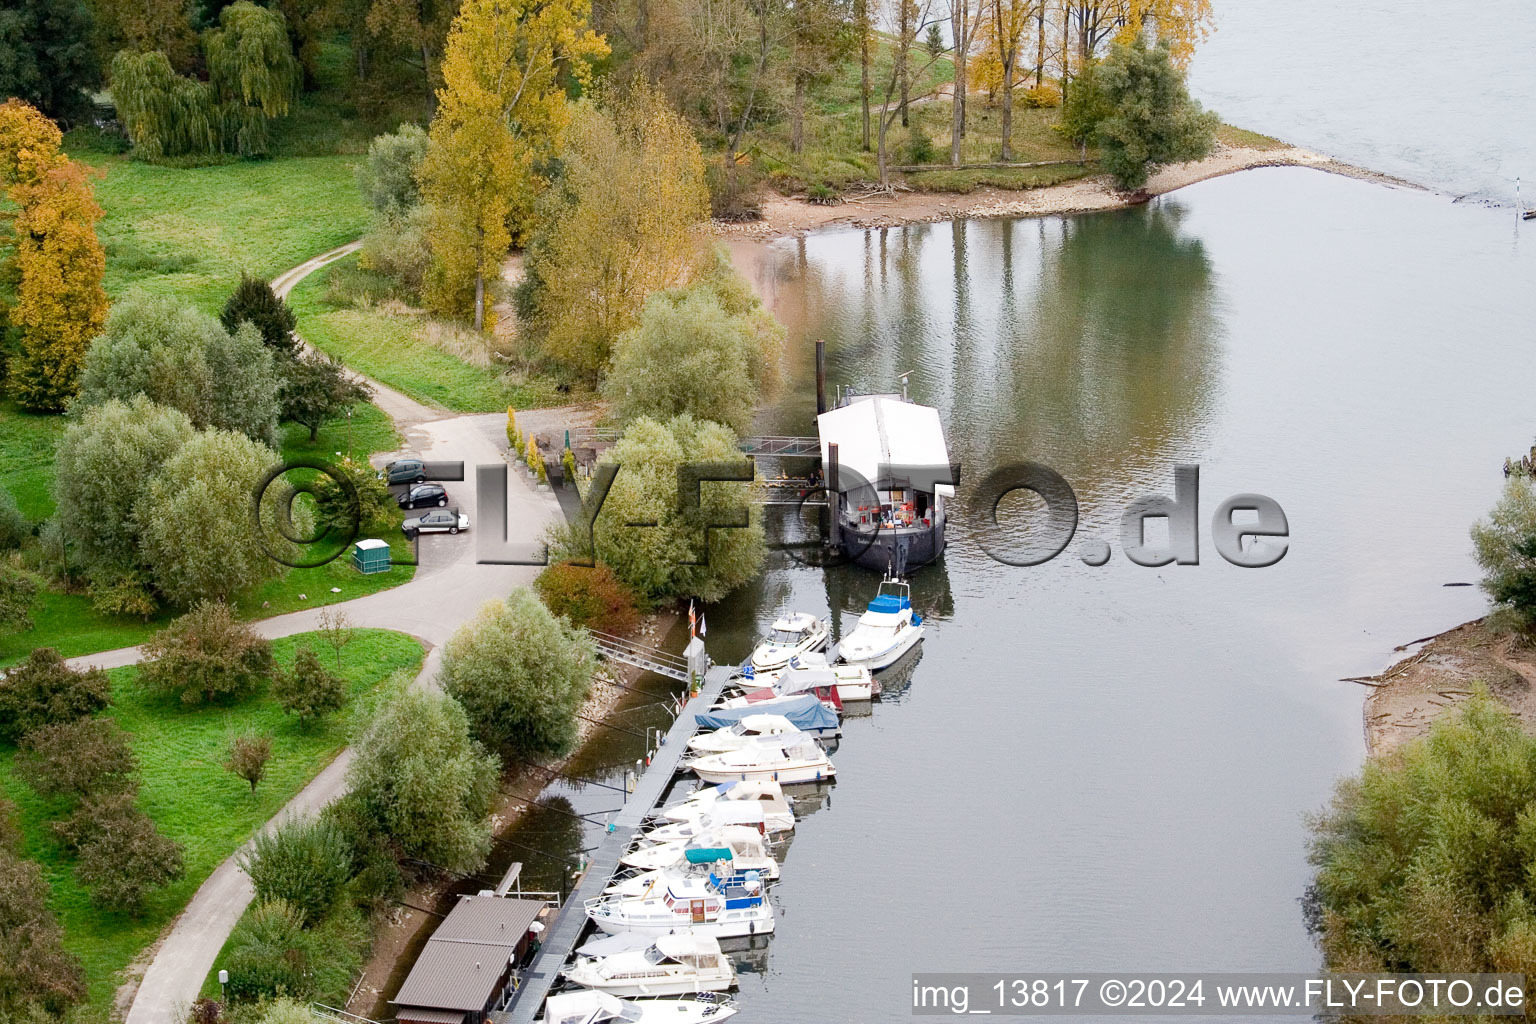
[[402, 508, 469, 539], [381, 458, 427, 485]]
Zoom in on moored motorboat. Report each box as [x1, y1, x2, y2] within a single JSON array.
[[585, 871, 774, 938], [835, 577, 924, 670], [687, 738, 835, 785], [657, 780, 796, 834], [694, 694, 841, 741], [688, 713, 804, 754], [640, 800, 788, 841], [561, 932, 737, 998], [618, 826, 779, 879], [540, 988, 737, 1023], [749, 652, 876, 701], [748, 612, 829, 672]]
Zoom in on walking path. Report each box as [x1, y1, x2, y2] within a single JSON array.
[[84, 245, 567, 1024]]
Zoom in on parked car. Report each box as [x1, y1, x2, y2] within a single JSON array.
[[380, 458, 426, 485], [402, 509, 469, 539], [398, 483, 448, 509]]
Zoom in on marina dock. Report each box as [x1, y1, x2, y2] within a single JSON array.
[[502, 664, 737, 1023]]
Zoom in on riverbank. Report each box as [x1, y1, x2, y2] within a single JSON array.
[[714, 143, 1415, 240], [1357, 617, 1536, 755]]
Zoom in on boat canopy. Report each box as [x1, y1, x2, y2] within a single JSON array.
[[817, 394, 955, 497], [576, 932, 654, 957], [654, 933, 722, 958], [695, 694, 838, 734], [684, 846, 734, 864], [867, 594, 910, 614]]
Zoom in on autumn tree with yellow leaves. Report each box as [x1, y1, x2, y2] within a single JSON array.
[[418, 0, 607, 332], [0, 100, 108, 412]]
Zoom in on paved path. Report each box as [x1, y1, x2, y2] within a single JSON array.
[[101, 246, 566, 1024]]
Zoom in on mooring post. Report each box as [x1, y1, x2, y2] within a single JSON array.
[[827, 441, 841, 550], [815, 339, 827, 415]]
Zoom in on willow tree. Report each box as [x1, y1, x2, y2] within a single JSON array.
[[419, 0, 607, 330], [0, 100, 107, 411], [527, 85, 709, 375], [110, 51, 218, 159], [207, 3, 299, 119]]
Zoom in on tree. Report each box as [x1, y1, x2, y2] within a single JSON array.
[[601, 280, 782, 435], [1066, 0, 1212, 68], [92, 0, 196, 72], [139, 601, 275, 704], [220, 274, 298, 358], [272, 648, 347, 724], [439, 588, 596, 760], [313, 457, 394, 535], [362, 0, 457, 113], [16, 717, 137, 798], [0, 647, 111, 743], [0, 565, 40, 633], [315, 608, 355, 673], [1473, 476, 1536, 631], [980, 0, 1037, 160], [948, 0, 978, 165], [357, 123, 429, 215], [241, 816, 352, 923], [71, 801, 184, 911], [205, 2, 299, 124], [0, 485, 28, 549], [134, 431, 295, 606], [419, 0, 607, 330], [570, 414, 764, 601], [1091, 36, 1216, 190], [526, 87, 709, 375], [0, 0, 101, 125], [53, 396, 197, 604], [1056, 55, 1110, 147], [75, 295, 282, 447], [534, 561, 640, 634], [0, 850, 87, 1017], [226, 732, 273, 792], [342, 683, 499, 872], [1308, 692, 1536, 975], [787, 0, 853, 155], [0, 100, 108, 412], [279, 351, 370, 441]]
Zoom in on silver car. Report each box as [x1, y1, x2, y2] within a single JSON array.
[[402, 508, 469, 539]]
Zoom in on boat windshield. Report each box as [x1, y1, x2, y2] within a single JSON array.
[[769, 628, 804, 644], [643, 944, 669, 965]]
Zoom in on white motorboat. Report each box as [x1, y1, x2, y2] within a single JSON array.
[[618, 826, 779, 879], [688, 714, 805, 754], [541, 988, 737, 1023], [687, 738, 835, 785], [834, 577, 924, 670], [750, 652, 876, 701], [585, 871, 774, 938], [748, 612, 829, 672], [562, 932, 737, 997], [659, 780, 796, 833], [693, 694, 841, 741], [640, 801, 789, 842]]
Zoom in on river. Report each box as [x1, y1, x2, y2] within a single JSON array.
[[487, 9, 1536, 1022]]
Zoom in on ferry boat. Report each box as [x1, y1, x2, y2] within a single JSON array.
[[834, 577, 924, 671], [585, 871, 774, 938], [818, 391, 954, 574], [748, 612, 830, 672], [561, 932, 737, 998]]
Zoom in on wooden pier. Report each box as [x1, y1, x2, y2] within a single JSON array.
[[502, 664, 737, 1023]]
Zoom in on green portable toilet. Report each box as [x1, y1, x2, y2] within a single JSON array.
[[351, 538, 391, 574]]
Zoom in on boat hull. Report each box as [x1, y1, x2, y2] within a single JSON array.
[[586, 907, 775, 938], [841, 519, 945, 575], [560, 973, 735, 998], [838, 627, 924, 671], [691, 761, 834, 785]]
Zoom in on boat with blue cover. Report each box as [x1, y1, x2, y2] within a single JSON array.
[[694, 694, 841, 741], [835, 577, 925, 670], [584, 870, 774, 938]]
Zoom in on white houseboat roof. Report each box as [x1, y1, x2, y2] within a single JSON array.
[[817, 395, 955, 497]]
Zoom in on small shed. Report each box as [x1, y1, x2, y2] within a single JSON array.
[[351, 538, 391, 574], [392, 895, 548, 1024]]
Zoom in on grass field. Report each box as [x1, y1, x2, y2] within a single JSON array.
[[290, 257, 570, 413], [0, 629, 424, 1016], [0, 399, 65, 522]]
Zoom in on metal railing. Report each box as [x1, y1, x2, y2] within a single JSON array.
[[589, 630, 692, 682]]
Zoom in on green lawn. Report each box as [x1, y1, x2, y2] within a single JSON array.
[[0, 399, 65, 522], [0, 629, 423, 1017], [290, 257, 567, 413]]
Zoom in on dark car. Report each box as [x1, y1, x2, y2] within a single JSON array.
[[380, 458, 426, 485], [402, 509, 469, 539], [398, 483, 448, 510]]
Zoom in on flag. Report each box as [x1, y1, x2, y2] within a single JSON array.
[[699, 615, 707, 638], [688, 600, 696, 637]]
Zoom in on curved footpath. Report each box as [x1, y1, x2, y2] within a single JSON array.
[[67, 243, 565, 1024]]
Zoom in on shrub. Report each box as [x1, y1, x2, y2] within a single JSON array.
[[0, 648, 111, 743], [51, 791, 137, 853], [0, 487, 28, 550], [1472, 476, 1536, 630], [16, 717, 137, 799], [357, 206, 432, 299], [342, 683, 499, 873], [0, 849, 87, 1016], [506, 407, 520, 453], [535, 561, 640, 634], [806, 182, 841, 205], [357, 124, 428, 216], [1021, 83, 1062, 108], [240, 817, 352, 924], [439, 589, 596, 760], [226, 732, 273, 792], [1092, 37, 1218, 191], [220, 275, 298, 358], [71, 801, 184, 911], [223, 898, 366, 1004], [0, 796, 18, 851], [271, 649, 346, 724], [903, 131, 937, 165], [312, 456, 393, 536], [0, 564, 41, 634], [1056, 60, 1111, 147], [705, 157, 763, 221], [253, 997, 314, 1024], [527, 434, 545, 481], [139, 602, 275, 705]]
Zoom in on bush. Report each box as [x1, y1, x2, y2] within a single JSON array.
[[16, 718, 137, 799], [0, 487, 28, 550], [806, 182, 841, 205], [1092, 37, 1218, 191], [221, 275, 298, 359], [0, 648, 111, 743], [225, 732, 273, 792], [705, 157, 763, 221], [439, 589, 596, 760], [50, 791, 137, 853], [341, 683, 499, 874], [1021, 83, 1061, 109], [312, 456, 393, 536], [0, 564, 41, 633], [903, 130, 937, 165], [0, 796, 18, 851], [0, 849, 87, 1016], [357, 124, 428, 216], [223, 898, 367, 1004], [252, 997, 314, 1024], [240, 817, 352, 924], [1056, 61, 1111, 147], [1472, 476, 1536, 630], [139, 602, 275, 705], [71, 801, 184, 911], [535, 561, 640, 634], [271, 649, 346, 724], [358, 206, 432, 299]]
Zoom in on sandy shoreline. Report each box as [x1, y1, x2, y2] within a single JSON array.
[[714, 143, 1416, 240]]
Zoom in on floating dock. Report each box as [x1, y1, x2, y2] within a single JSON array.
[[502, 664, 737, 1023]]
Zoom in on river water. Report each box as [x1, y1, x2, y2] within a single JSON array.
[[484, 10, 1536, 1022]]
